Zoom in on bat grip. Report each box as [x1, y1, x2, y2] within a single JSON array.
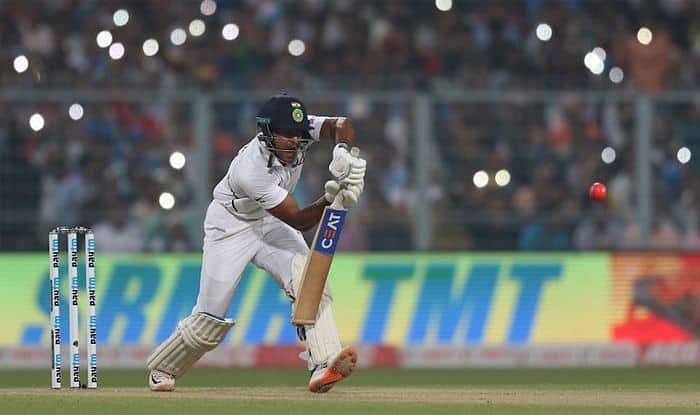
[[330, 194, 345, 210]]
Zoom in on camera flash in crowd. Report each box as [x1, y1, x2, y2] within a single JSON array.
[[288, 39, 305, 57], [609, 67, 624, 83], [435, 0, 452, 12], [29, 113, 45, 132], [68, 103, 84, 121], [592, 47, 606, 61], [200, 0, 216, 16], [495, 169, 511, 187], [159, 192, 176, 210], [601, 147, 616, 164], [536, 23, 552, 41], [189, 19, 206, 37], [677, 147, 691, 164], [109, 43, 125, 60], [13, 55, 29, 73], [96, 30, 112, 48], [584, 51, 605, 75], [113, 9, 129, 27], [637, 27, 653, 45], [169, 152, 186, 170], [170, 28, 187, 46], [473, 170, 489, 188], [142, 39, 159, 57], [222, 23, 239, 41]]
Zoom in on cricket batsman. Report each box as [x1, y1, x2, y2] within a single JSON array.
[[146, 94, 366, 393]]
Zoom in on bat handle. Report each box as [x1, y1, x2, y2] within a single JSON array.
[[330, 195, 346, 210]]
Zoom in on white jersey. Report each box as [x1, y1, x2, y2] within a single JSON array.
[[212, 115, 326, 221]]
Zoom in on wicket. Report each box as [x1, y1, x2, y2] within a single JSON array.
[[49, 226, 97, 389]]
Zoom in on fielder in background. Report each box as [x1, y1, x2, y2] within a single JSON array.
[[146, 94, 366, 393]]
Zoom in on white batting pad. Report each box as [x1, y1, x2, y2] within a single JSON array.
[[303, 295, 342, 367], [290, 254, 342, 367], [146, 312, 234, 377]]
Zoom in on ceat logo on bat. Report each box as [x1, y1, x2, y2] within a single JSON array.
[[315, 209, 347, 255]]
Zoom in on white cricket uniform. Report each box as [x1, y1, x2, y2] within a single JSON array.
[[193, 116, 327, 317]]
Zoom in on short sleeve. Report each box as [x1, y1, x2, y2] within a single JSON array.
[[307, 115, 327, 141], [235, 170, 288, 210]]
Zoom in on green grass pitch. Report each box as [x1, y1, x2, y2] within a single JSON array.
[[1, 368, 699, 415]]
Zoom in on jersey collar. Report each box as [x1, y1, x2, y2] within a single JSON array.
[[255, 134, 286, 168]]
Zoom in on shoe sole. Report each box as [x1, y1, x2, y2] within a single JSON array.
[[150, 385, 175, 392], [309, 346, 358, 393]]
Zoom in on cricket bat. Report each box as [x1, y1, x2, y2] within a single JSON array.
[[291, 147, 359, 326]]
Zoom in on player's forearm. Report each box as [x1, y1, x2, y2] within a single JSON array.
[[319, 117, 354, 145], [290, 196, 331, 231], [267, 193, 332, 232]]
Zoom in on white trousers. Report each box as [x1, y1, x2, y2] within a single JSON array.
[[193, 201, 308, 316], [188, 201, 343, 367]]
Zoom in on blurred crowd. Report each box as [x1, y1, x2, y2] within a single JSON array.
[[0, 0, 699, 252], [435, 98, 699, 251], [2, 0, 700, 91]]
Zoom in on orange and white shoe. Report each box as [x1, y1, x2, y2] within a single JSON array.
[[149, 369, 176, 392], [308, 346, 358, 393]]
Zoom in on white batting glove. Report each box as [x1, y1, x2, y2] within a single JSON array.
[[323, 180, 341, 203], [339, 155, 366, 187], [328, 144, 353, 180], [336, 154, 366, 209], [327, 145, 366, 209], [338, 184, 363, 208]]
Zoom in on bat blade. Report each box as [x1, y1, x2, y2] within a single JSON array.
[[292, 206, 347, 326]]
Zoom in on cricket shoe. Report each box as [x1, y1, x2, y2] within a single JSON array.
[[308, 346, 358, 393], [149, 369, 176, 392]]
